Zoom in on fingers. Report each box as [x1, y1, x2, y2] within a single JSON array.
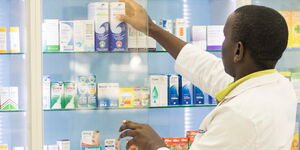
[[116, 15, 132, 24], [119, 129, 138, 139], [125, 0, 140, 8], [126, 139, 136, 150], [119, 120, 142, 132]]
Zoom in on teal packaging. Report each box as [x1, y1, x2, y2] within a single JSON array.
[[78, 75, 97, 109], [81, 147, 102, 150], [63, 82, 77, 109], [179, 76, 193, 105], [193, 86, 205, 104], [168, 75, 179, 105]]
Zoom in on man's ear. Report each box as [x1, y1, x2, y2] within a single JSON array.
[[233, 41, 244, 63]]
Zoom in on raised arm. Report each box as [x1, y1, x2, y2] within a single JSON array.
[[118, 0, 233, 96]]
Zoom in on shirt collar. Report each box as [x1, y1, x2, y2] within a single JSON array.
[[215, 69, 277, 102]]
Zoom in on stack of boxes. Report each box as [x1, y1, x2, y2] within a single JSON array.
[[43, 2, 157, 52], [43, 74, 215, 109], [149, 74, 215, 107], [0, 27, 21, 53], [162, 137, 189, 150], [43, 75, 151, 109]]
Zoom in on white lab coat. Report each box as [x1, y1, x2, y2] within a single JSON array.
[[158, 44, 297, 150]]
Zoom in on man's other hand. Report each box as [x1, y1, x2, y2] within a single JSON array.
[[119, 120, 167, 150]]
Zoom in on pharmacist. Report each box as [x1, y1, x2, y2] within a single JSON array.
[[117, 1, 297, 150]]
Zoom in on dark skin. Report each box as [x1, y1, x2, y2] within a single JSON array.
[[117, 0, 275, 149]]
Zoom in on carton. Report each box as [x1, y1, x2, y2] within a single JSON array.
[[73, 20, 95, 52], [88, 2, 109, 51], [78, 75, 97, 108], [150, 75, 168, 107], [50, 82, 64, 109], [0, 87, 18, 110], [104, 139, 117, 150], [57, 140, 70, 150], [174, 19, 187, 42], [98, 83, 119, 108], [43, 19, 59, 52], [180, 77, 193, 105], [290, 12, 300, 48], [9, 27, 20, 53], [60, 21, 74, 52], [119, 88, 134, 108], [63, 82, 77, 109], [0, 27, 7, 53], [128, 24, 138, 51], [191, 26, 207, 51], [133, 88, 142, 107], [43, 75, 51, 109], [207, 25, 224, 51], [186, 130, 198, 148], [140, 87, 150, 107], [110, 2, 127, 51], [193, 86, 205, 105], [81, 131, 100, 147], [168, 75, 179, 105]]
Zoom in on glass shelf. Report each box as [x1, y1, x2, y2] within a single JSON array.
[[43, 51, 167, 54], [44, 105, 217, 112], [0, 52, 24, 55], [0, 109, 25, 112]]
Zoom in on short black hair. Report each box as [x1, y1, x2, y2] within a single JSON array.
[[231, 5, 288, 69]]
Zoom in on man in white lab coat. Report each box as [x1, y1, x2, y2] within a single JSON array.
[[118, 1, 298, 150]]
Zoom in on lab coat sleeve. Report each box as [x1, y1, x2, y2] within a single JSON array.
[[190, 107, 256, 150], [175, 44, 233, 96]]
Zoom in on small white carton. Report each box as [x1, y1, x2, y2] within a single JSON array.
[[150, 75, 168, 107], [43, 19, 60, 52], [207, 25, 224, 51], [174, 19, 187, 42], [73, 20, 95, 52], [43, 75, 51, 109], [60, 21, 74, 52], [191, 26, 207, 51]]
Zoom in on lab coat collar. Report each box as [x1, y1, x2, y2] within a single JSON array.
[[219, 72, 281, 105]]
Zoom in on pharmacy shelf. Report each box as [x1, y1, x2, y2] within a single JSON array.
[[43, 51, 167, 54], [43, 105, 217, 112], [0, 52, 24, 55]]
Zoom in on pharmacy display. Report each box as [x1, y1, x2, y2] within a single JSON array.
[[42, 1, 229, 53], [43, 74, 216, 110]]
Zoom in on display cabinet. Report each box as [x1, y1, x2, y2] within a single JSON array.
[[38, 0, 300, 149], [0, 0, 29, 149], [1, 0, 299, 149]]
